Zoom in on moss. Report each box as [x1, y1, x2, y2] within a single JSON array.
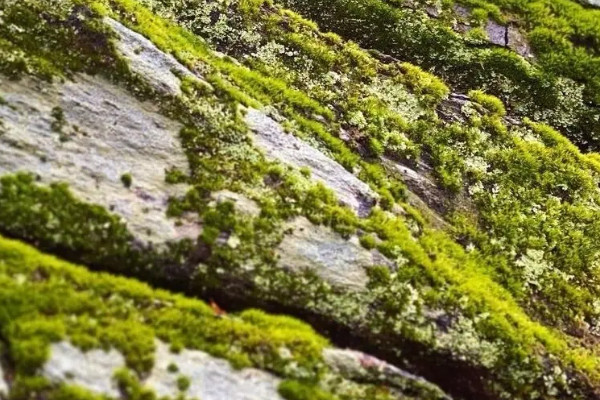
[[175, 376, 190, 392], [278, 380, 337, 400], [121, 173, 133, 189], [468, 90, 506, 117]]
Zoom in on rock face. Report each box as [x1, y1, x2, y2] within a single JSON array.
[[246, 109, 377, 217], [146, 341, 283, 400], [0, 74, 199, 245], [43, 342, 125, 398], [581, 0, 600, 7], [41, 341, 283, 400], [277, 217, 384, 290], [106, 18, 194, 96]]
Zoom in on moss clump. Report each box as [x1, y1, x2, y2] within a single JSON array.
[[121, 173, 133, 188]]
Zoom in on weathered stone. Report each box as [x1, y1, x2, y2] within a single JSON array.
[[0, 74, 200, 245], [42, 342, 125, 398], [323, 348, 451, 400], [277, 217, 383, 290], [580, 0, 600, 7], [0, 363, 8, 397], [105, 18, 194, 96], [245, 109, 377, 217], [507, 25, 533, 58], [145, 341, 283, 400], [486, 20, 507, 47], [211, 190, 262, 217]]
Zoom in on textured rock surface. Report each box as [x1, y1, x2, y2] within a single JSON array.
[[246, 109, 377, 217], [146, 341, 283, 400], [0, 364, 8, 397], [277, 217, 384, 290], [106, 18, 193, 96], [42, 342, 125, 398], [323, 348, 450, 399], [581, 0, 600, 6], [0, 74, 199, 245]]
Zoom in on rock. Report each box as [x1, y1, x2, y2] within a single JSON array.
[[145, 341, 283, 400], [507, 25, 533, 58], [105, 18, 195, 96], [323, 348, 451, 399], [0, 363, 8, 397], [486, 20, 507, 47], [245, 109, 377, 217], [211, 190, 262, 217], [580, 0, 600, 7], [42, 342, 125, 398], [277, 217, 384, 290], [383, 158, 448, 216], [0, 74, 200, 245]]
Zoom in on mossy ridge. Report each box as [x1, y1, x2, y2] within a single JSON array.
[[3, 0, 600, 397], [0, 234, 430, 400], [277, 0, 600, 152], [129, 0, 600, 346]]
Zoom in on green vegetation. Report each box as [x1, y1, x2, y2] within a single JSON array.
[[2, 0, 600, 398], [121, 173, 133, 188]]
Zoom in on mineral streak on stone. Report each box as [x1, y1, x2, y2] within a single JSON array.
[[0, 74, 200, 245], [245, 109, 377, 217]]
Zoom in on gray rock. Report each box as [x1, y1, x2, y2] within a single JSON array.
[[277, 217, 379, 290], [323, 348, 451, 400], [507, 25, 532, 58], [384, 158, 448, 216], [0, 74, 200, 245], [581, 0, 600, 7], [245, 109, 376, 217], [486, 20, 507, 47], [145, 341, 283, 400], [0, 363, 8, 397], [211, 190, 262, 217], [42, 342, 125, 398], [105, 18, 194, 96]]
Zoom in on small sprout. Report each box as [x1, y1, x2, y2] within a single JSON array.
[[176, 375, 190, 392], [121, 173, 133, 189]]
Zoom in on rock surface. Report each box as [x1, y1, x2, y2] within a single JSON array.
[[0, 364, 8, 397], [245, 109, 377, 217], [42, 342, 125, 398], [106, 18, 194, 96], [0, 74, 199, 245], [41, 341, 283, 400], [146, 341, 283, 400], [277, 217, 384, 290]]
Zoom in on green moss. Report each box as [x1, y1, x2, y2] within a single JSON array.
[[278, 380, 337, 400], [468, 90, 506, 117], [176, 376, 190, 392], [121, 173, 133, 189]]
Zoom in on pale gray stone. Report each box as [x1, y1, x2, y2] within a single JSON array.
[[145, 341, 283, 400], [277, 217, 378, 290], [245, 109, 376, 217], [581, 0, 600, 7], [486, 20, 507, 47], [42, 342, 125, 398], [105, 18, 193, 96], [0, 363, 8, 397], [0, 74, 200, 245], [323, 348, 451, 400]]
